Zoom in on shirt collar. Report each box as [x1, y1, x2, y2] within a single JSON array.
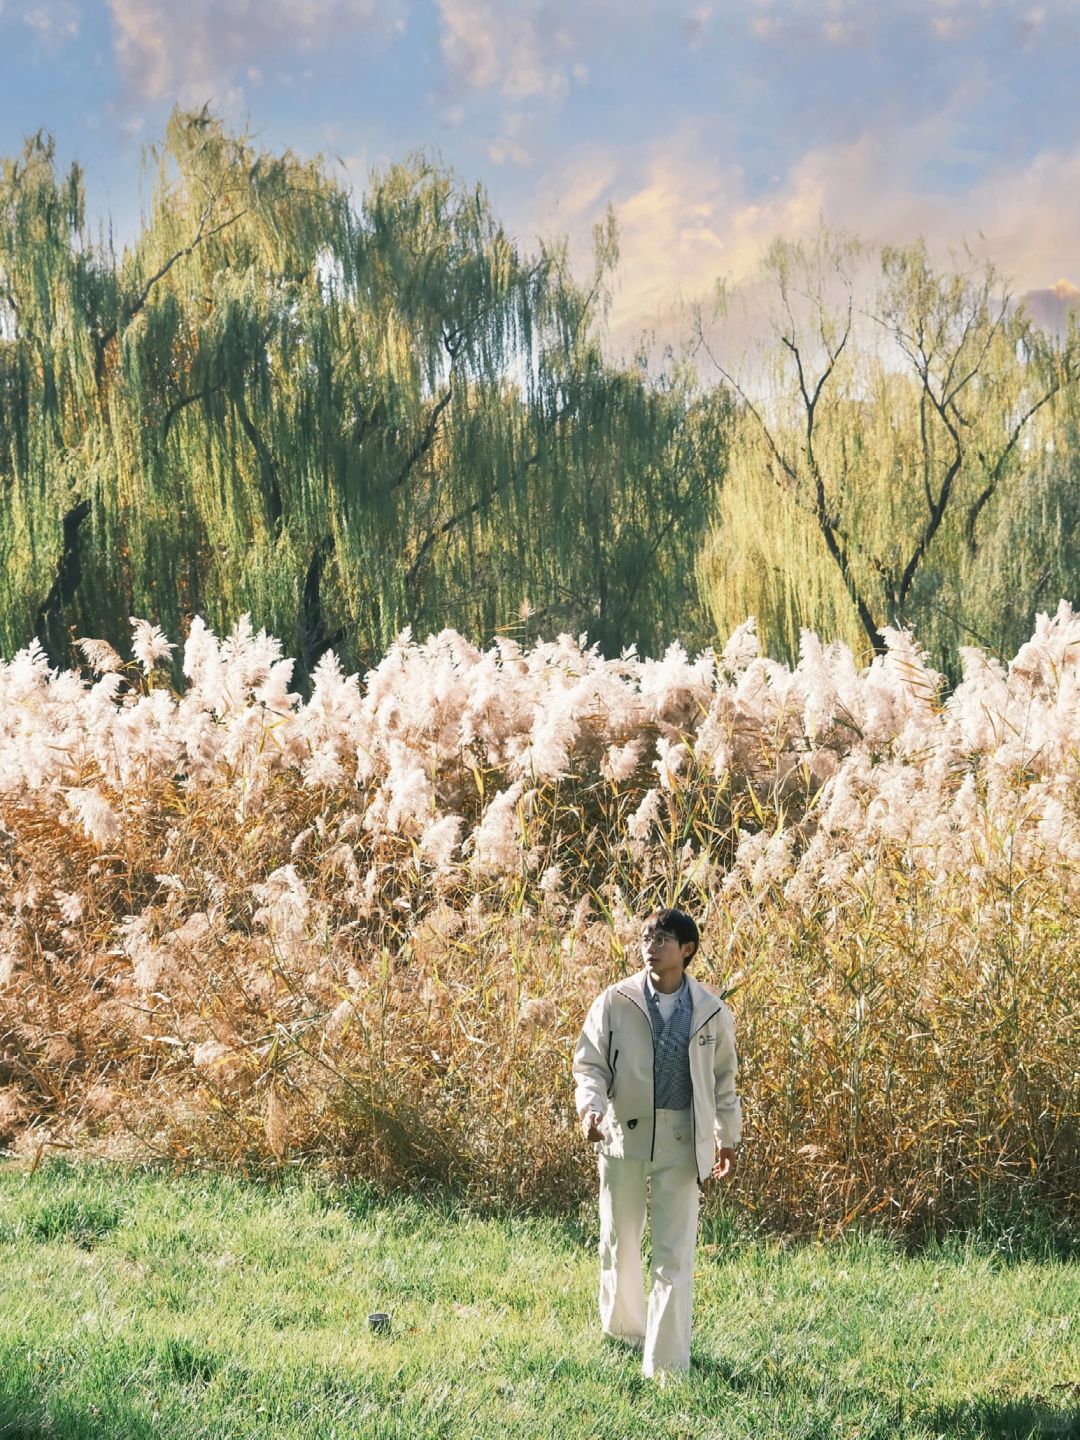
[[645, 973, 688, 1005]]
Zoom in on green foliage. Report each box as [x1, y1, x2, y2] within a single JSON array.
[[697, 230, 1080, 675], [0, 110, 729, 674], [6, 119, 1080, 682]]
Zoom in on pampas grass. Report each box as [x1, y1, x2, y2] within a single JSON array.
[[0, 609, 1077, 1232]]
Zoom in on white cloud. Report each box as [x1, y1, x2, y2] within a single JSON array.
[[19, 0, 79, 48], [750, 15, 782, 40], [1017, 6, 1046, 44], [525, 116, 1080, 362], [106, 0, 403, 104], [931, 14, 967, 37], [435, 0, 578, 103], [489, 110, 532, 167], [960, 146, 1080, 291], [822, 19, 859, 44], [683, 5, 712, 49], [489, 136, 531, 166], [532, 146, 619, 222]]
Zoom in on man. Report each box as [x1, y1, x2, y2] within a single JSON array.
[[572, 906, 741, 1381]]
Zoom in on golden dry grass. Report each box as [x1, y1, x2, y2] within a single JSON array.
[[1, 748, 1076, 1236]]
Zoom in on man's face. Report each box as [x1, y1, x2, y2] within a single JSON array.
[[640, 920, 691, 985]]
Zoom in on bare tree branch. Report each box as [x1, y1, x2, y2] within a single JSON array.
[[388, 384, 453, 494], [232, 383, 283, 533], [404, 448, 542, 597], [965, 383, 1061, 555]]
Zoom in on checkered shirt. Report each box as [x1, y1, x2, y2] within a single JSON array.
[[644, 976, 694, 1110]]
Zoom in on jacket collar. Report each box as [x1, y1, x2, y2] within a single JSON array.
[[615, 967, 722, 1030]]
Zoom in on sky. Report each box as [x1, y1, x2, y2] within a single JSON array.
[[2, 0, 1079, 357]]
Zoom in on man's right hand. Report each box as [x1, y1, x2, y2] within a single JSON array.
[[581, 1110, 607, 1142]]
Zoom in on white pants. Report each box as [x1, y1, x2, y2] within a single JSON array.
[[597, 1108, 700, 1377]]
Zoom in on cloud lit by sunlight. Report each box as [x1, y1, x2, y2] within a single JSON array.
[[105, 0, 403, 105]]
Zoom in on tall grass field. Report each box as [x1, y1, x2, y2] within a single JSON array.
[[0, 611, 1077, 1234]]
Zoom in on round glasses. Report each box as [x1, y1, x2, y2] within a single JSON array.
[[641, 929, 677, 948]]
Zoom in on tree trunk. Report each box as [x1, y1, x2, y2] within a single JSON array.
[[34, 498, 91, 668]]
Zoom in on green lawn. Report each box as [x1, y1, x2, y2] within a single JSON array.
[[0, 1159, 1076, 1440]]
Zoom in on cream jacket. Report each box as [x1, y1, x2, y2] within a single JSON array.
[[572, 968, 742, 1184]]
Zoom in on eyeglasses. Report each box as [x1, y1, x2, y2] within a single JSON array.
[[641, 929, 677, 948]]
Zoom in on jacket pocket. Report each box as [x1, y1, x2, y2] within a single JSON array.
[[606, 1049, 619, 1097]]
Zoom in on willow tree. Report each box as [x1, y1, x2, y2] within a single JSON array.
[[0, 108, 729, 675], [0, 132, 113, 662], [960, 338, 1080, 658], [696, 231, 1076, 671]]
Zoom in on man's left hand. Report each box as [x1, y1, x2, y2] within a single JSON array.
[[709, 1147, 736, 1181]]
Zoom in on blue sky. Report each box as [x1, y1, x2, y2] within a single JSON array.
[[2, 0, 1078, 354]]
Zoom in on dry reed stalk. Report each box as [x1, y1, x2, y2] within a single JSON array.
[[0, 737, 1076, 1231]]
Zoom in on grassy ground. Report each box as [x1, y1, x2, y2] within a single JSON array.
[[0, 1159, 1076, 1440]]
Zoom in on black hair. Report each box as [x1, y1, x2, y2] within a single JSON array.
[[643, 907, 700, 967]]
